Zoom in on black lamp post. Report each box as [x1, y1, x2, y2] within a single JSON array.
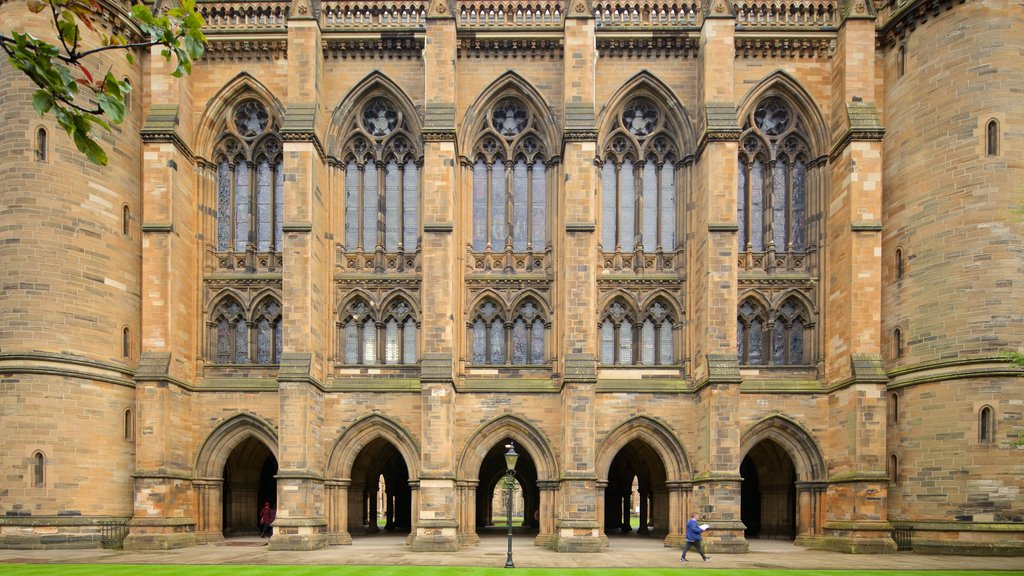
[[504, 441, 519, 569]]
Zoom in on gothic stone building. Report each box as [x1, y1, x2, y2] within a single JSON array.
[[0, 0, 1021, 556]]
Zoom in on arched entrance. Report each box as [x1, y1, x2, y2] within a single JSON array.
[[348, 438, 412, 536], [739, 416, 827, 544], [476, 439, 539, 535], [603, 439, 666, 538], [222, 437, 278, 536], [741, 439, 795, 539]]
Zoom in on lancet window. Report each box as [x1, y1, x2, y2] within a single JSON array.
[[600, 98, 679, 258], [215, 100, 284, 254], [737, 296, 810, 366], [210, 295, 283, 365], [469, 298, 547, 365], [338, 297, 418, 365], [738, 97, 809, 260], [599, 298, 676, 366], [470, 98, 549, 264], [342, 97, 420, 256]]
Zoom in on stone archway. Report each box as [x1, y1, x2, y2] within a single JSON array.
[[193, 412, 279, 543], [740, 415, 827, 544], [596, 416, 691, 547], [324, 414, 421, 545]]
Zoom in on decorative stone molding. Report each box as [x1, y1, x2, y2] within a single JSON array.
[[735, 35, 834, 59], [596, 36, 698, 58], [457, 37, 562, 58], [322, 36, 423, 59], [204, 39, 289, 60]]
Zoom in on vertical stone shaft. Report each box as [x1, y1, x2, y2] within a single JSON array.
[[127, 43, 199, 550], [556, 2, 602, 553], [822, 3, 893, 553], [412, 0, 460, 551], [690, 2, 746, 552], [272, 5, 328, 550]]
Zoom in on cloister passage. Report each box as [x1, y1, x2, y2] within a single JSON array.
[[741, 438, 797, 540], [603, 438, 667, 537], [477, 439, 539, 532], [222, 437, 277, 537], [348, 438, 411, 535]]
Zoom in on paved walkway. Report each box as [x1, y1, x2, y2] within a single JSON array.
[[2, 532, 1022, 571]]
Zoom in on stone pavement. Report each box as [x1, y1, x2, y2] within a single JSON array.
[[1, 532, 1022, 571]]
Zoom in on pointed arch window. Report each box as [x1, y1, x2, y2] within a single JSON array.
[[979, 406, 994, 443], [470, 97, 548, 263], [35, 127, 47, 162], [888, 453, 899, 485], [770, 297, 807, 365], [894, 328, 904, 360], [254, 298, 283, 364], [737, 299, 767, 365], [738, 97, 809, 260], [343, 97, 421, 257], [32, 451, 45, 487], [469, 299, 546, 365], [338, 297, 419, 366], [986, 119, 999, 156], [889, 392, 899, 425], [600, 298, 674, 366], [213, 297, 249, 364], [215, 100, 283, 254], [124, 408, 135, 442], [601, 98, 678, 257]]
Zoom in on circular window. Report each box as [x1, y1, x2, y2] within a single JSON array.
[[622, 99, 659, 138], [233, 100, 269, 138], [362, 98, 399, 138], [754, 98, 791, 136], [492, 99, 528, 138]]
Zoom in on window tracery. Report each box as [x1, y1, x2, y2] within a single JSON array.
[[470, 97, 549, 271], [343, 96, 421, 269], [737, 296, 811, 366], [215, 99, 284, 256], [600, 97, 679, 268], [599, 297, 675, 366], [210, 295, 283, 365], [338, 297, 419, 366], [469, 298, 547, 365], [738, 97, 810, 271]]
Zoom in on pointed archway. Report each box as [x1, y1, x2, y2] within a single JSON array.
[[476, 439, 540, 537], [222, 437, 278, 537], [740, 415, 827, 543], [603, 438, 666, 539], [741, 439, 796, 539], [348, 438, 412, 537]]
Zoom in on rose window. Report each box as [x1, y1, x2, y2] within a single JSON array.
[[621, 99, 659, 138], [492, 99, 528, 138], [362, 98, 399, 137], [233, 100, 269, 138], [754, 98, 791, 136]]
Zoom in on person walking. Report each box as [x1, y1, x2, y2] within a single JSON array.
[[680, 512, 711, 562]]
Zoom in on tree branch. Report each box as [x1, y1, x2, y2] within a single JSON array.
[[76, 38, 164, 59]]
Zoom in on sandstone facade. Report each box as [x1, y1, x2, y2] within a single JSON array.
[[0, 0, 1021, 556]]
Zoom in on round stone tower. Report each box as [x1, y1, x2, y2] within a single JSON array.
[[881, 0, 1024, 555], [0, 2, 143, 546]]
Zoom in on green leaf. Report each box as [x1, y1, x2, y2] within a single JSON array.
[[32, 90, 54, 115], [25, 0, 47, 13], [73, 128, 108, 165]]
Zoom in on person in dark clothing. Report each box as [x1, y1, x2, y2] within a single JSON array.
[[259, 502, 275, 538], [681, 512, 710, 562]]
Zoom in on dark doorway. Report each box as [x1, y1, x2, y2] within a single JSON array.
[[477, 438, 539, 533], [603, 439, 667, 538], [222, 437, 277, 536], [741, 439, 796, 540], [349, 438, 412, 535]]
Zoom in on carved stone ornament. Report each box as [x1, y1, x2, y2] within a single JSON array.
[[436, 2, 446, 13], [575, 2, 584, 12]]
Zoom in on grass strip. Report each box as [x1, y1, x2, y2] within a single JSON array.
[[1, 567, 1022, 576]]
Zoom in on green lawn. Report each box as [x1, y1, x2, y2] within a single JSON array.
[[1, 567, 1021, 576]]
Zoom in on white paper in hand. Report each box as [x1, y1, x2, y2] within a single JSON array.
[[699, 524, 710, 531]]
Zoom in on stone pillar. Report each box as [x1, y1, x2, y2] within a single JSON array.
[[326, 480, 352, 545], [688, 0, 747, 554], [125, 33, 200, 549], [457, 481, 480, 545], [553, 0, 603, 554], [270, 0, 329, 551], [638, 490, 650, 535], [664, 481, 689, 546], [411, 0, 460, 551], [821, 0, 894, 555]]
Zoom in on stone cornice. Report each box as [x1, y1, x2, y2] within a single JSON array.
[[204, 37, 289, 60], [596, 35, 699, 58], [322, 36, 424, 59], [878, 0, 966, 47], [457, 36, 562, 58], [0, 352, 135, 388], [735, 34, 835, 58], [829, 127, 885, 161]]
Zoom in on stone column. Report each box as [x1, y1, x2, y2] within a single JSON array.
[[638, 490, 650, 535], [821, 0, 894, 554], [126, 37, 200, 550], [325, 480, 352, 545], [410, 0, 461, 552], [271, 0, 329, 550], [688, 0, 747, 554], [553, 0, 603, 554]]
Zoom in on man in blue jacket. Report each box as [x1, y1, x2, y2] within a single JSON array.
[[681, 512, 711, 562]]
